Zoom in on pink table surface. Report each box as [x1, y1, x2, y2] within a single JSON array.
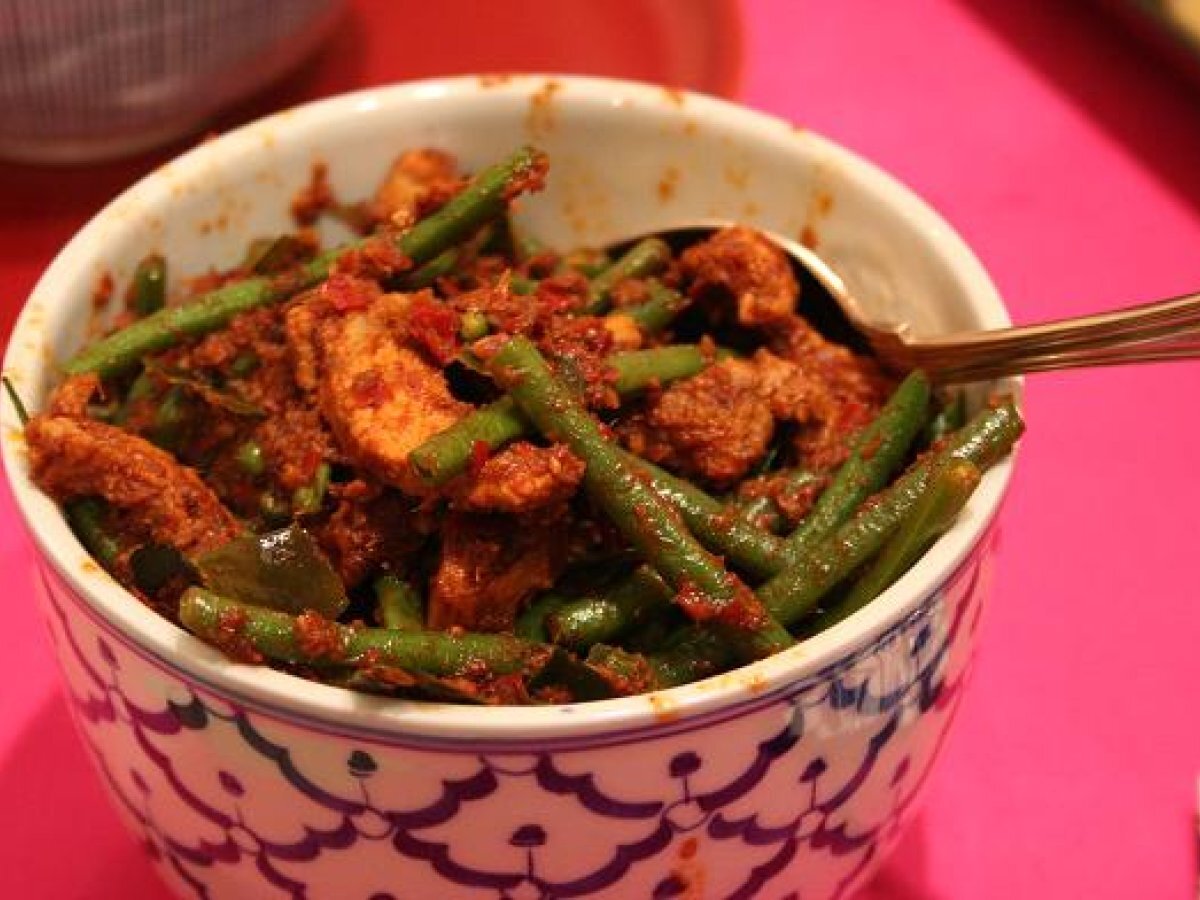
[[3, 1, 1200, 897]]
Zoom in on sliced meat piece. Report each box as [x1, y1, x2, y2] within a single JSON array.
[[306, 288, 470, 494], [372, 149, 461, 225], [680, 226, 798, 326], [452, 442, 585, 515], [619, 350, 814, 489], [26, 415, 239, 555], [429, 512, 565, 633]]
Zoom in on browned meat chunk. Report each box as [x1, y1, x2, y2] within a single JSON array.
[[284, 298, 322, 392], [680, 226, 797, 326], [372, 149, 461, 225], [46, 373, 103, 418], [429, 513, 565, 632], [767, 316, 892, 471], [313, 492, 423, 589], [26, 415, 239, 555], [620, 351, 815, 488], [453, 442, 585, 514], [290, 281, 470, 494]]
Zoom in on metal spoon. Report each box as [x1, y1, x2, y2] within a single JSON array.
[[614, 222, 1200, 383]]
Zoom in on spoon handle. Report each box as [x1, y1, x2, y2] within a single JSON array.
[[896, 290, 1200, 382]]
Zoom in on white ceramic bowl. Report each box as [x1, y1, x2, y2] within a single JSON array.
[[1, 75, 1016, 899]]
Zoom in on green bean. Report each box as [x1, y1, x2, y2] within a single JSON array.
[[398, 247, 460, 291], [66, 497, 121, 568], [562, 247, 611, 278], [783, 370, 930, 555], [374, 574, 424, 631], [487, 336, 792, 661], [609, 345, 709, 395], [647, 626, 736, 688], [514, 592, 569, 642], [757, 400, 1023, 627], [234, 440, 266, 477], [618, 612, 681, 654], [129, 253, 167, 317], [614, 281, 689, 335], [408, 397, 527, 485], [151, 386, 189, 450], [629, 455, 786, 580], [546, 566, 673, 650], [585, 237, 672, 314], [65, 146, 547, 377], [179, 588, 542, 676], [829, 458, 981, 621], [291, 462, 331, 515], [585, 644, 657, 694], [408, 346, 710, 486], [923, 391, 967, 447]]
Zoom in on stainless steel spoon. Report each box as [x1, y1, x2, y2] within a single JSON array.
[[616, 222, 1200, 383]]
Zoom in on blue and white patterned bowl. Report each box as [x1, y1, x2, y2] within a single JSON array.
[[1, 76, 1018, 899]]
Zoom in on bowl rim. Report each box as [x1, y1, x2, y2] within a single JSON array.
[[0, 73, 1018, 743]]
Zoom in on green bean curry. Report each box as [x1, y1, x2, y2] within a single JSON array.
[[13, 147, 1022, 705]]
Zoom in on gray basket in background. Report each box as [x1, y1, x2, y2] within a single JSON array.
[[0, 0, 343, 163]]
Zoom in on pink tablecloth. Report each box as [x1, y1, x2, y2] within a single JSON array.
[[3, 1, 1199, 896]]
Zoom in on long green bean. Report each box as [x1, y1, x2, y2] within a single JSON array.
[[408, 345, 711, 486], [783, 370, 930, 554], [757, 400, 1023, 627], [585, 237, 672, 314], [180, 588, 542, 676], [545, 566, 673, 650], [647, 626, 737, 688], [487, 336, 792, 661], [831, 457, 981, 618], [614, 281, 689, 335], [629, 454, 786, 580], [65, 146, 547, 377]]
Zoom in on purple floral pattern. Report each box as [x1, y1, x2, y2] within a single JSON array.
[[33, 528, 994, 900]]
